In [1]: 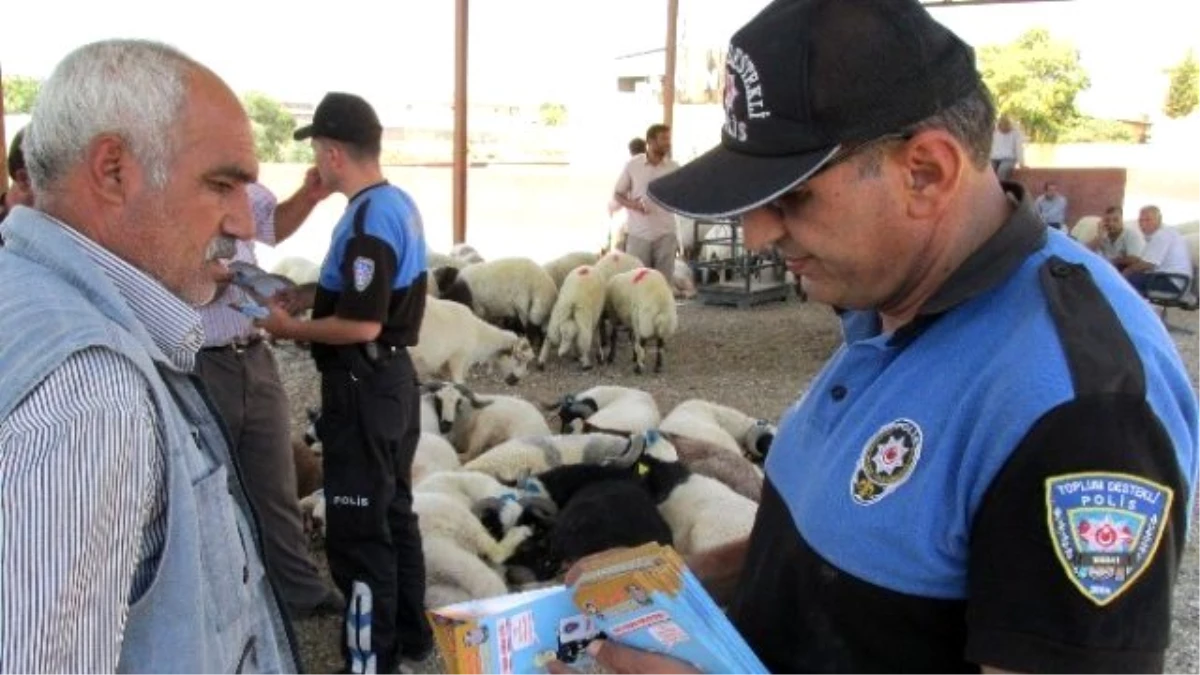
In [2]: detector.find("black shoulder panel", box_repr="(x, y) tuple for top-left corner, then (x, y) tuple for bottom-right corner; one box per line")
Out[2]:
(1039, 256), (1145, 398)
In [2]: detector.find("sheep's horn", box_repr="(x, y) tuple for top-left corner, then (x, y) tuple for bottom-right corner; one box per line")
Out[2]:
(605, 433), (647, 469)
(455, 383), (492, 408)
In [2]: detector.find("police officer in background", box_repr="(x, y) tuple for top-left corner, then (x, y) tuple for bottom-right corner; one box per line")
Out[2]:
(256, 92), (431, 674)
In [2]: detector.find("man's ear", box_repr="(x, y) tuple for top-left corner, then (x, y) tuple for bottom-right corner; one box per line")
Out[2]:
(899, 129), (965, 221)
(87, 134), (137, 206)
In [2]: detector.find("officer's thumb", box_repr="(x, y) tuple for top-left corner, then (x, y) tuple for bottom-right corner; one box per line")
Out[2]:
(583, 638), (633, 667)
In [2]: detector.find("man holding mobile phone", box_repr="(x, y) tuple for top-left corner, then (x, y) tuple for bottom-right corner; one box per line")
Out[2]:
(196, 173), (344, 620)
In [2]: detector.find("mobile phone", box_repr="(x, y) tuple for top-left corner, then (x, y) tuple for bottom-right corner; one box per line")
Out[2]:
(229, 302), (270, 320)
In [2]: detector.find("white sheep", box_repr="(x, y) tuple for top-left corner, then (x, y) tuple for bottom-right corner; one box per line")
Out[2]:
(412, 432), (462, 485)
(593, 250), (642, 281)
(537, 265), (607, 371)
(420, 394), (443, 434)
(430, 384), (553, 461)
(604, 268), (679, 373)
(451, 243), (486, 265)
(456, 257), (559, 350)
(270, 256), (321, 285)
(658, 399), (777, 462)
(542, 251), (600, 289)
(415, 491), (532, 604)
(1067, 215), (1096, 245)
(427, 251), (468, 271)
(672, 259), (697, 299)
(410, 297), (536, 386)
(655, 467), (758, 555)
(415, 469), (524, 528)
(546, 385), (661, 435)
(463, 430), (677, 483)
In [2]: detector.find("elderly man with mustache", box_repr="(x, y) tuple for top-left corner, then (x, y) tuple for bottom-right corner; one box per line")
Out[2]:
(0, 39), (298, 672)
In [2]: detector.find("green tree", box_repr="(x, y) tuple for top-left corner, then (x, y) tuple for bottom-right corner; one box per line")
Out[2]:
(978, 28), (1091, 143)
(2, 75), (41, 114)
(1058, 117), (1138, 144)
(538, 102), (568, 127)
(241, 91), (297, 162)
(1164, 49), (1198, 119)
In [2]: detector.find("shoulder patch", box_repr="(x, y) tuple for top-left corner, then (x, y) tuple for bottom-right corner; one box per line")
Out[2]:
(353, 256), (375, 292)
(850, 418), (923, 506)
(1045, 472), (1174, 606)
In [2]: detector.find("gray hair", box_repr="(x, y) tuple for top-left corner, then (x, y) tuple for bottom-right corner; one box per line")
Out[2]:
(856, 84), (996, 176)
(25, 39), (197, 192)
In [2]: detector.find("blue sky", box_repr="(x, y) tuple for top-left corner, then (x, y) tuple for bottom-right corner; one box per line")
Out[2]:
(2, 0), (1195, 119)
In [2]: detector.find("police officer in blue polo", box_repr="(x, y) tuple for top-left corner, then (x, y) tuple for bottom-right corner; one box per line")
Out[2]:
(552, 1), (1199, 673)
(257, 91), (431, 674)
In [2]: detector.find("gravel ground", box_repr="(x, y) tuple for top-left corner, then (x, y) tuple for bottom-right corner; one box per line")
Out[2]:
(274, 299), (1199, 674)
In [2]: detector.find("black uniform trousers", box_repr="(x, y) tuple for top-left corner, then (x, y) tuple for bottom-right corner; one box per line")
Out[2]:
(316, 349), (431, 674)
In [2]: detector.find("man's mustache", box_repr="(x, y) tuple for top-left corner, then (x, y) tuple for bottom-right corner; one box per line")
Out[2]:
(205, 237), (237, 261)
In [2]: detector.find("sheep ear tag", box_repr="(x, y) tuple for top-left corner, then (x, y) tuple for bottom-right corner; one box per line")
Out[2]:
(353, 257), (375, 292)
(1045, 472), (1173, 607)
(636, 461), (650, 477)
(849, 418), (923, 506)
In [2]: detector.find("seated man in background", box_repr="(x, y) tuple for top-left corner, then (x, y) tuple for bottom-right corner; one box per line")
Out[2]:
(1089, 205), (1145, 271)
(1122, 204), (1194, 295)
(1033, 181), (1068, 230)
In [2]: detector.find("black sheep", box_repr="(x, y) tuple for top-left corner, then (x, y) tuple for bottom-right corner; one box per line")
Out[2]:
(502, 460), (686, 582)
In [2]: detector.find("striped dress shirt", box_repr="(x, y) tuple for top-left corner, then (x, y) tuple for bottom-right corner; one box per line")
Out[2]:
(0, 220), (203, 673)
(200, 182), (278, 347)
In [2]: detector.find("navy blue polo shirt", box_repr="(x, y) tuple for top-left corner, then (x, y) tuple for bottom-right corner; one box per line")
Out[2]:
(729, 186), (1198, 673)
(311, 182), (427, 367)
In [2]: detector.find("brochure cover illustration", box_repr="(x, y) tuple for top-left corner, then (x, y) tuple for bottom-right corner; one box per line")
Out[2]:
(428, 543), (768, 674)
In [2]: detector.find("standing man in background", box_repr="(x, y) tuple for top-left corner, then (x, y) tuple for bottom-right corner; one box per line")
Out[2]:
(196, 174), (345, 621)
(990, 114), (1024, 179)
(606, 136), (650, 253)
(614, 124), (679, 278)
(256, 91), (432, 675)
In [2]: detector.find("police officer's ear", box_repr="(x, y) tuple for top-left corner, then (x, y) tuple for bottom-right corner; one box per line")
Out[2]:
(898, 129), (966, 222)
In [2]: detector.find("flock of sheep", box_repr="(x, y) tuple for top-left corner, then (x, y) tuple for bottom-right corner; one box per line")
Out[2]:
(295, 382), (776, 609)
(275, 243), (780, 609)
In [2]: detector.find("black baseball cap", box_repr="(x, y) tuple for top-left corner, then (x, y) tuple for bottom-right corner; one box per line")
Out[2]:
(293, 92), (382, 145)
(648, 0), (983, 219)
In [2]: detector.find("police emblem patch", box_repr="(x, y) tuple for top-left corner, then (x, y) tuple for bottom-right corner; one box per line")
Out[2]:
(850, 418), (923, 506)
(1046, 472), (1173, 606)
(353, 257), (375, 292)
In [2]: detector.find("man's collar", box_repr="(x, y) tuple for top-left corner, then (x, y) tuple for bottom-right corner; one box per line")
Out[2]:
(876, 182), (1046, 347)
(919, 181), (1047, 316)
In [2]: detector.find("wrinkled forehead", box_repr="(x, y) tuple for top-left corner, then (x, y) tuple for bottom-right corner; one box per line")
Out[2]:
(175, 70), (258, 178)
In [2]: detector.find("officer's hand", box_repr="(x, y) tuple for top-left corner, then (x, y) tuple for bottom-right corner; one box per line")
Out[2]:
(274, 284), (316, 315)
(302, 166), (333, 202)
(253, 300), (294, 337)
(546, 640), (701, 675)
